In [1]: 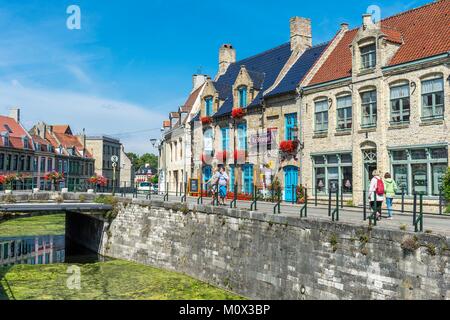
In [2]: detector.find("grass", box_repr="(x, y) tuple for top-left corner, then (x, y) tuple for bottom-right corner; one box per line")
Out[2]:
(0, 214), (65, 237)
(0, 260), (245, 300)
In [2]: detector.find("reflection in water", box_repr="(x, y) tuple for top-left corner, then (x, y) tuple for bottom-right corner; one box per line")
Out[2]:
(0, 235), (103, 267)
(0, 235), (65, 267)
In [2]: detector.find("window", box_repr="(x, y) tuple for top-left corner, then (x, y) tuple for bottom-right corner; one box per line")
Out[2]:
(238, 87), (248, 108)
(390, 84), (410, 124)
(422, 78), (444, 120)
(360, 44), (376, 69)
(12, 155), (18, 171)
(40, 157), (46, 172)
(0, 154), (4, 170)
(314, 100), (328, 133)
(361, 90), (377, 128)
(267, 128), (278, 151)
(336, 95), (352, 131)
(6, 155), (11, 171)
(237, 124), (247, 151)
(221, 127), (230, 151)
(205, 97), (213, 116)
(47, 158), (52, 172)
(285, 113), (298, 140)
(313, 153), (353, 194)
(390, 146), (448, 196)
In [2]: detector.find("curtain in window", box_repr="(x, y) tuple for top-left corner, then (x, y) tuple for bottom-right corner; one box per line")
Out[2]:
(422, 78), (443, 94)
(390, 84), (409, 99)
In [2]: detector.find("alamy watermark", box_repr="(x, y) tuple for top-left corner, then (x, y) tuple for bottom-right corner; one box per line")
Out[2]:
(66, 5), (81, 30)
(66, 265), (81, 290)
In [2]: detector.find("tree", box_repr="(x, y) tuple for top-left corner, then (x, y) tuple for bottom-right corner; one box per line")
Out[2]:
(126, 152), (158, 172)
(139, 153), (158, 171)
(126, 152), (140, 169)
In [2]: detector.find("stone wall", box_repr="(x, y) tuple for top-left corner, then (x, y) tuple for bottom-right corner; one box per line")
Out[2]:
(100, 199), (450, 300)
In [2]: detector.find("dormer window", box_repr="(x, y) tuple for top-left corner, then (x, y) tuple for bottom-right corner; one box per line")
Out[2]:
(23, 137), (29, 149)
(238, 86), (248, 108)
(205, 97), (213, 116)
(3, 124), (12, 134)
(360, 44), (376, 70)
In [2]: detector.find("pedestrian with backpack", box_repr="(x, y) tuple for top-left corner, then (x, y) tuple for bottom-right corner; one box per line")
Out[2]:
(368, 170), (384, 220)
(383, 172), (398, 220)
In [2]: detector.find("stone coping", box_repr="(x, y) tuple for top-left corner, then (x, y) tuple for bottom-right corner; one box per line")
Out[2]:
(125, 198), (450, 248)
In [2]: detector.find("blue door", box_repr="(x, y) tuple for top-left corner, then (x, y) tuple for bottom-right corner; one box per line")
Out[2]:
(284, 166), (298, 202)
(242, 164), (253, 194)
(203, 166), (212, 189)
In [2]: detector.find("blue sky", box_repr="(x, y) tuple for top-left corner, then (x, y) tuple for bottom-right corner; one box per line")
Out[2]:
(0, 0), (430, 153)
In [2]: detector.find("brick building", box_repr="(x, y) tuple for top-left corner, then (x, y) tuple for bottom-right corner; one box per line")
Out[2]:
(300, 0), (450, 209)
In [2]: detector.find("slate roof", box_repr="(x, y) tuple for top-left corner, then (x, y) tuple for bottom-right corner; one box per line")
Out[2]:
(213, 43), (292, 117)
(309, 0), (450, 85)
(266, 42), (329, 98)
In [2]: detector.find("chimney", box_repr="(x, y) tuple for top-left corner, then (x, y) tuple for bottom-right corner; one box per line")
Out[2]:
(192, 74), (207, 91)
(362, 13), (374, 29)
(290, 17), (312, 53)
(218, 44), (236, 76)
(9, 108), (20, 123)
(340, 23), (349, 31)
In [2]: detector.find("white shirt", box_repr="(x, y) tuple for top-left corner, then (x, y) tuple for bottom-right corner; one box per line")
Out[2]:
(369, 176), (384, 202)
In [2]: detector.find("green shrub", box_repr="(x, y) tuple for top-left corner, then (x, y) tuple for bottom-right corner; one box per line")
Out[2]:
(442, 167), (450, 201)
(94, 195), (118, 206)
(445, 205), (450, 214)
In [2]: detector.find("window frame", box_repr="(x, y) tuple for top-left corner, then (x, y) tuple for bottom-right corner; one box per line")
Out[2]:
(205, 97), (214, 117)
(390, 146), (448, 197)
(284, 113), (298, 140)
(360, 44), (376, 70)
(238, 86), (248, 108)
(314, 99), (329, 134)
(336, 95), (352, 131)
(390, 83), (411, 124)
(312, 153), (353, 195)
(361, 90), (377, 128)
(421, 77), (444, 121)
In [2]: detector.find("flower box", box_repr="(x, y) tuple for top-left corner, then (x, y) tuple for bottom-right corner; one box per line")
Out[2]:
(279, 140), (299, 153)
(231, 108), (246, 119)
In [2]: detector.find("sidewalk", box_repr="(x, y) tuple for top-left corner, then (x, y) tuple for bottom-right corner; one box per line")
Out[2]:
(138, 193), (450, 236)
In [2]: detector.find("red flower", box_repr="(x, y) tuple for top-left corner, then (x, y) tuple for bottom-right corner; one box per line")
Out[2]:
(279, 140), (299, 153)
(44, 172), (64, 182)
(231, 108), (246, 119)
(201, 116), (213, 125)
(88, 174), (108, 187)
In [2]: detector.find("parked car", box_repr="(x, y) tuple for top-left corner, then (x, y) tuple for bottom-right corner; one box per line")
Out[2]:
(137, 182), (151, 193)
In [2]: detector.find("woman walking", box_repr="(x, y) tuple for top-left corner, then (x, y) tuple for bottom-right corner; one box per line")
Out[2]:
(368, 170), (384, 220)
(383, 172), (398, 220)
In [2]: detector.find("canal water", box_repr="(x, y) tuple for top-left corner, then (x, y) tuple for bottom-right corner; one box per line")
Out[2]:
(0, 214), (244, 300)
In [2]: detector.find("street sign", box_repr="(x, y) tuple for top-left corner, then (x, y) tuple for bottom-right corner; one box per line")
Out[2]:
(111, 155), (119, 163)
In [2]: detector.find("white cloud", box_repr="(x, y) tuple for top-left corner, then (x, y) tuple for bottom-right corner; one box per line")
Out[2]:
(0, 82), (165, 154)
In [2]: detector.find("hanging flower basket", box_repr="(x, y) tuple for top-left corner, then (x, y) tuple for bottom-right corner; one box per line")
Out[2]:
(44, 172), (65, 183)
(201, 116), (213, 125)
(88, 174), (108, 187)
(279, 140), (299, 154)
(231, 108), (246, 119)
